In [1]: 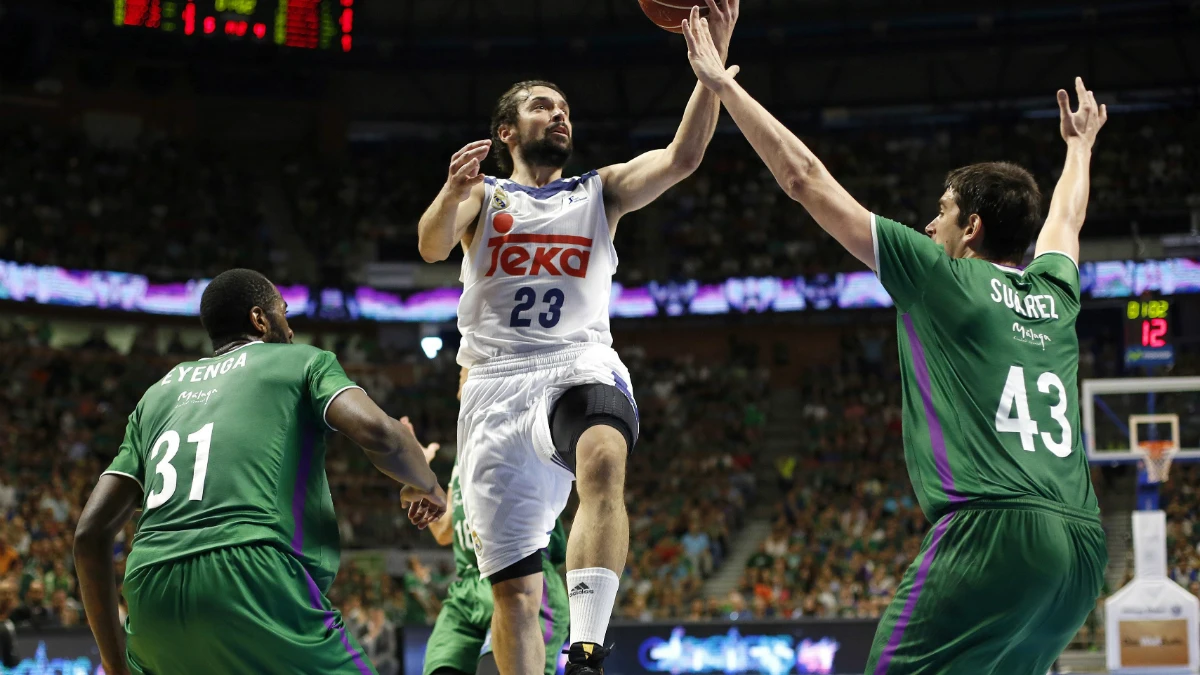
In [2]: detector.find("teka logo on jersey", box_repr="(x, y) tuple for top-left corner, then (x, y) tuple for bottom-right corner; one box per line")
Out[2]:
(485, 233), (593, 278)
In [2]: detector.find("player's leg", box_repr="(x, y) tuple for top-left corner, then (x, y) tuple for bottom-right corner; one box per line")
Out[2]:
(460, 366), (573, 675)
(542, 561), (572, 675)
(550, 382), (637, 672)
(422, 582), (490, 675)
(489, 559), (546, 675)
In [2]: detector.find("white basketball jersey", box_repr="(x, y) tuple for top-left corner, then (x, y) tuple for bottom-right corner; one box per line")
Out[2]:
(456, 171), (617, 367)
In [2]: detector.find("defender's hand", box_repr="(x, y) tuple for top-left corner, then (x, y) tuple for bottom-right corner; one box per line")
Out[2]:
(701, 0), (739, 60)
(445, 140), (491, 202)
(683, 9), (741, 94)
(402, 483), (448, 530)
(400, 416), (440, 465)
(1058, 77), (1107, 147)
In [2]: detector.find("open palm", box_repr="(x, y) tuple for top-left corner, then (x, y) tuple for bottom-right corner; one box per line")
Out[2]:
(1058, 77), (1107, 146)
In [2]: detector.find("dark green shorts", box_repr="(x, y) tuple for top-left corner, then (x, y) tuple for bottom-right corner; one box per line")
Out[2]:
(123, 543), (377, 675)
(865, 506), (1106, 675)
(423, 566), (569, 675)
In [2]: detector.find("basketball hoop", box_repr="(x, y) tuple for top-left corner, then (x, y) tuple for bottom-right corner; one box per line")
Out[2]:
(1139, 439), (1178, 483)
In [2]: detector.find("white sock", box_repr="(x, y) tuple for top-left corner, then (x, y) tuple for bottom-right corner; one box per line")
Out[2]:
(567, 567), (619, 646)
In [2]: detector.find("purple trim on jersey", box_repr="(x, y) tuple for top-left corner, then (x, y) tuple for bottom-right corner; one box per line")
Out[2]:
(611, 370), (640, 439)
(484, 170), (598, 199)
(541, 574), (554, 645)
(873, 513), (955, 675)
(902, 315), (964, 503)
(301, 567), (373, 675)
(290, 430), (316, 556)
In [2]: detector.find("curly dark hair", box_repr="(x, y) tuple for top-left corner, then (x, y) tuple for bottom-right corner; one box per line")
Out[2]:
(944, 162), (1043, 265)
(489, 80), (567, 175)
(199, 268), (279, 349)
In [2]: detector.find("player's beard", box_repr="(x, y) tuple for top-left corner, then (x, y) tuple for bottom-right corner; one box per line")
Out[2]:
(263, 319), (292, 344)
(518, 128), (572, 170)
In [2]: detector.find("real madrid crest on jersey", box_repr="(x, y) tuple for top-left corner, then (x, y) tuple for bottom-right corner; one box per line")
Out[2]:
(491, 186), (510, 211)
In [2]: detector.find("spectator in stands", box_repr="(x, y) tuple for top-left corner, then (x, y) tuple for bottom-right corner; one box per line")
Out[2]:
(1, 578), (18, 667)
(680, 521), (713, 577)
(362, 607), (398, 675)
(10, 580), (56, 630)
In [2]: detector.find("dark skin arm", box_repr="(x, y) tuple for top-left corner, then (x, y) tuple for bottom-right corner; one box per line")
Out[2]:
(325, 388), (447, 528)
(75, 474), (141, 675)
(76, 391), (447, 675)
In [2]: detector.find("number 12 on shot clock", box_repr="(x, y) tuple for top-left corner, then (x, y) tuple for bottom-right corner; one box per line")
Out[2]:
(1124, 297), (1174, 368)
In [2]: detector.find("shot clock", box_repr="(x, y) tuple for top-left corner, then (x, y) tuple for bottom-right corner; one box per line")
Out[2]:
(113, 0), (354, 51)
(1124, 296), (1175, 368)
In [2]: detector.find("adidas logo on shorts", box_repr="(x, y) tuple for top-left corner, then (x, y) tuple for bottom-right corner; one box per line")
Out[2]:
(569, 582), (593, 597)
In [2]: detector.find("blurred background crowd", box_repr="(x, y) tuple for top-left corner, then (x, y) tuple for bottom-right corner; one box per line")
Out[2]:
(2, 0), (1199, 671)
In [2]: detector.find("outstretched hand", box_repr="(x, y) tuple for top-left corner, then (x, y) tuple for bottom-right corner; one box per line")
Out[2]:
(682, 7), (741, 93)
(401, 482), (448, 530)
(400, 416), (440, 465)
(1058, 77), (1107, 147)
(700, 0), (739, 60)
(445, 140), (490, 202)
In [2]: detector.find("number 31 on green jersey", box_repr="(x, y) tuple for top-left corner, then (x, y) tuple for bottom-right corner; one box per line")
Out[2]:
(145, 422), (214, 509)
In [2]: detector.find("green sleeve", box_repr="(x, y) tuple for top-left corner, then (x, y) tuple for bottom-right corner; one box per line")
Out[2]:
(103, 406), (146, 492)
(872, 214), (947, 311)
(1024, 251), (1081, 308)
(305, 349), (362, 431)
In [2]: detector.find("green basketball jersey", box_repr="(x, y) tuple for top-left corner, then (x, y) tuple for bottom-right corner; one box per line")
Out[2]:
(104, 341), (360, 593)
(872, 215), (1099, 523)
(448, 464), (566, 579)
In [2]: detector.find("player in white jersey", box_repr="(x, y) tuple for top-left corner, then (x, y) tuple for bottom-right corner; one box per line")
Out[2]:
(417, 3), (739, 673)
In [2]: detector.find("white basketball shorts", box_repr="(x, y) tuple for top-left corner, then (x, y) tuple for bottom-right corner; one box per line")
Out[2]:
(457, 342), (635, 579)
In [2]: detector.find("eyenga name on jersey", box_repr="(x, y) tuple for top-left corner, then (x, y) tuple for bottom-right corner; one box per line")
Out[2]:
(989, 277), (1060, 320)
(159, 351), (249, 386)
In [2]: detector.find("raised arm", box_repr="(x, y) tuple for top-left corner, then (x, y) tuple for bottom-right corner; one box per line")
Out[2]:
(75, 474), (142, 675)
(598, 1), (739, 230)
(326, 389), (447, 528)
(681, 17), (875, 269)
(1035, 78), (1107, 263)
(418, 140), (490, 263)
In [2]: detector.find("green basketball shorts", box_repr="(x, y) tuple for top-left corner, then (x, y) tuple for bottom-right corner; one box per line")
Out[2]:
(123, 543), (377, 675)
(865, 505), (1106, 675)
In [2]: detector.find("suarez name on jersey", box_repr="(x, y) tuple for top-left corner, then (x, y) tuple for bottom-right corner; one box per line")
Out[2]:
(871, 214), (1100, 524)
(457, 171), (617, 367)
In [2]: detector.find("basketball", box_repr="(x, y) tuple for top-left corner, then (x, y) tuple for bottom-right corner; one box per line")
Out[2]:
(638, 0), (710, 34)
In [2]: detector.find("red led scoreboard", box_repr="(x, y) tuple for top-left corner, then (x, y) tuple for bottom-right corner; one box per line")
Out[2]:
(113, 0), (354, 52)
(1124, 296), (1175, 367)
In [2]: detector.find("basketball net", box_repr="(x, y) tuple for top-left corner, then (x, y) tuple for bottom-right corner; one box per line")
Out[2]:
(1139, 439), (1178, 484)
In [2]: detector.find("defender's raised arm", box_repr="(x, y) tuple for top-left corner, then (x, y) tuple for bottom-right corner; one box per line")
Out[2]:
(681, 14), (875, 269)
(1036, 77), (1108, 264)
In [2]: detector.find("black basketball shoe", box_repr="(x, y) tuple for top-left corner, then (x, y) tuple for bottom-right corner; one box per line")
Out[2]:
(564, 642), (611, 675)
